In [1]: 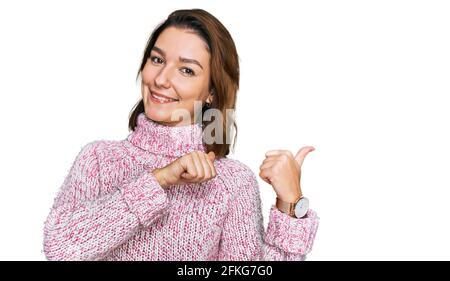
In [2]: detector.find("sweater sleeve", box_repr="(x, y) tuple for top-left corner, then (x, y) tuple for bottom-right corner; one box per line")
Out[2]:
(217, 166), (320, 261)
(43, 141), (170, 261)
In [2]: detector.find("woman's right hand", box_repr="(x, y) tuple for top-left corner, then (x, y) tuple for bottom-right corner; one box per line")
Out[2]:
(151, 150), (216, 188)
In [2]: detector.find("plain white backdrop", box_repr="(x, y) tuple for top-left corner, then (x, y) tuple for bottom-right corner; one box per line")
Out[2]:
(0, 0), (449, 260)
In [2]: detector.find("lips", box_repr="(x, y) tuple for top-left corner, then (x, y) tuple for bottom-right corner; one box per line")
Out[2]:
(150, 89), (179, 101)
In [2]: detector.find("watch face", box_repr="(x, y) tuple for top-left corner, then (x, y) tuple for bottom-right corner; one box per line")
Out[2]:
(294, 197), (309, 218)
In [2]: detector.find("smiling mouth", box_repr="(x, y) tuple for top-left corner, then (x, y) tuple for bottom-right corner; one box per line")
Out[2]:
(149, 90), (179, 104)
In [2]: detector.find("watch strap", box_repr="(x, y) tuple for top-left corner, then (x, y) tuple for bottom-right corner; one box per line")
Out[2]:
(276, 195), (302, 218)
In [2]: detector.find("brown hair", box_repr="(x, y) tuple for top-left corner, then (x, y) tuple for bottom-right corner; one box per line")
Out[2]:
(128, 9), (239, 159)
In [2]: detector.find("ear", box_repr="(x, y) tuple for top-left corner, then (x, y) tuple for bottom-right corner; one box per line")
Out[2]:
(206, 93), (214, 104)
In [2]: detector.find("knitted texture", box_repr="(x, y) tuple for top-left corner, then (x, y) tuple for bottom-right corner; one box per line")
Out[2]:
(43, 112), (320, 261)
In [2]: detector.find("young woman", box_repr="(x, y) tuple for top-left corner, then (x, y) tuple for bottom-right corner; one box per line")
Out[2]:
(43, 8), (319, 261)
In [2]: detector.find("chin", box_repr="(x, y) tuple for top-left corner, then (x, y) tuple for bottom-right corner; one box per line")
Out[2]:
(144, 107), (169, 121)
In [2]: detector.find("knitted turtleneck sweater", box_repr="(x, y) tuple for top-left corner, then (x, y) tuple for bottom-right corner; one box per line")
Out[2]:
(43, 112), (320, 261)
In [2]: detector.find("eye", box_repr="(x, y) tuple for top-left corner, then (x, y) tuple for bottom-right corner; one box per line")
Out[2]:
(150, 56), (164, 64)
(180, 67), (195, 76)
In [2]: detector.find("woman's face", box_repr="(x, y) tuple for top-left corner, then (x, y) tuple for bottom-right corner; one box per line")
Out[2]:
(141, 26), (213, 127)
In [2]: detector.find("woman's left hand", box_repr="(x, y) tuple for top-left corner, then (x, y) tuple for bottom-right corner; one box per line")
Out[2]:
(259, 146), (315, 203)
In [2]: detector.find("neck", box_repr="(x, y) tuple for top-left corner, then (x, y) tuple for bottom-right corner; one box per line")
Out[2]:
(127, 112), (206, 157)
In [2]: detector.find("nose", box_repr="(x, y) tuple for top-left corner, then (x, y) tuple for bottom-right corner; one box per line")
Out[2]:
(154, 65), (172, 89)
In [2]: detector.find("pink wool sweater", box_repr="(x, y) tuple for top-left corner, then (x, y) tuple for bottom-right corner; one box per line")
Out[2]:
(43, 113), (320, 261)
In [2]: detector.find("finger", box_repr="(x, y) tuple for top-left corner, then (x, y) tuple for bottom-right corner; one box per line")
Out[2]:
(265, 150), (285, 157)
(199, 152), (212, 179)
(294, 146), (315, 167)
(258, 168), (272, 184)
(179, 155), (195, 181)
(261, 157), (279, 165)
(182, 153), (199, 179)
(191, 151), (205, 179)
(204, 152), (217, 177)
(261, 158), (282, 171)
(259, 160), (276, 170)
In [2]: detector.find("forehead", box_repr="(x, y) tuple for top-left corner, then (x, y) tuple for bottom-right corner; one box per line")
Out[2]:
(154, 27), (210, 61)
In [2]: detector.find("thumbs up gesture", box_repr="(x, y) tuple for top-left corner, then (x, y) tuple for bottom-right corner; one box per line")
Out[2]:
(259, 146), (315, 203)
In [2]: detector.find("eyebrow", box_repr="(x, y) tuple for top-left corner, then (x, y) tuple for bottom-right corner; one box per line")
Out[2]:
(151, 46), (204, 70)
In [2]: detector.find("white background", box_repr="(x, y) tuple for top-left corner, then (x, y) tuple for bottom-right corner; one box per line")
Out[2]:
(0, 0), (449, 260)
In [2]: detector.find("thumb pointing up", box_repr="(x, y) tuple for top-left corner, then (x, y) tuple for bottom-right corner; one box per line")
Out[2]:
(294, 146), (315, 169)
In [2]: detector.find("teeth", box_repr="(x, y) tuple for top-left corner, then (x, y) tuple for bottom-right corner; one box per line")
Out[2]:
(151, 92), (177, 102)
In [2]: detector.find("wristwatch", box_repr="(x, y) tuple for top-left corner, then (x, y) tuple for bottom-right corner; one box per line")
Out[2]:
(276, 195), (309, 218)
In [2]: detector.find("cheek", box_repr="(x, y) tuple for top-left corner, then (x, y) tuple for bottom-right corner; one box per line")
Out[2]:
(172, 77), (205, 101)
(141, 67), (157, 84)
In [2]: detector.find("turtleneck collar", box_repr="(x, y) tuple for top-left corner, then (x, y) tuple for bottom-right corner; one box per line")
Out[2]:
(127, 112), (206, 157)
